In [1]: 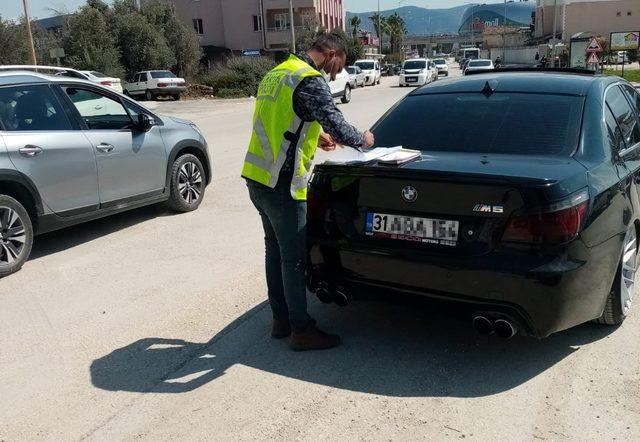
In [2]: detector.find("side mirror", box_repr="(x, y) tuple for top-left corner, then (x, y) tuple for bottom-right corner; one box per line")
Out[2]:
(137, 114), (154, 132)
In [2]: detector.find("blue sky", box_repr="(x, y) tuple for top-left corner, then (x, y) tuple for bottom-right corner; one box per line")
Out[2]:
(1, 0), (488, 20)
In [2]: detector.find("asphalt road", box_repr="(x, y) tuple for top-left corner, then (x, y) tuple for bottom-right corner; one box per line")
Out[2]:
(1, 71), (639, 441)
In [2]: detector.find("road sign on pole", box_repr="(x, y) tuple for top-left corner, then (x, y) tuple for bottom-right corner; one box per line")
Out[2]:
(586, 52), (601, 64)
(585, 37), (604, 53)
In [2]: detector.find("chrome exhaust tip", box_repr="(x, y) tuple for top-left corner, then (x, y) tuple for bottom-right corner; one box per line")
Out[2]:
(494, 319), (517, 339)
(472, 315), (494, 336)
(333, 288), (349, 307)
(315, 287), (333, 304)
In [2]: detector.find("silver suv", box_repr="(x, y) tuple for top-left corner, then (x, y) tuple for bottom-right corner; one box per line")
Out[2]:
(0, 71), (211, 277)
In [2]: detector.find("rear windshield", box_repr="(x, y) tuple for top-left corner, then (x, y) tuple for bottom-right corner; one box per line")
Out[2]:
(89, 71), (107, 77)
(150, 71), (176, 79)
(373, 93), (584, 155)
(469, 60), (491, 67)
(355, 61), (374, 70)
(404, 60), (427, 69)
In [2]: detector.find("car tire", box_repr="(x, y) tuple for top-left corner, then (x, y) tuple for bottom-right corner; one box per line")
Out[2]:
(173, 94), (181, 101)
(167, 154), (206, 212)
(341, 84), (351, 104)
(145, 89), (154, 101)
(596, 226), (637, 325)
(0, 195), (33, 279)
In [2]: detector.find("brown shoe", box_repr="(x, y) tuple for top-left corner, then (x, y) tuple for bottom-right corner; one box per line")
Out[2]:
(271, 319), (291, 339)
(289, 325), (340, 351)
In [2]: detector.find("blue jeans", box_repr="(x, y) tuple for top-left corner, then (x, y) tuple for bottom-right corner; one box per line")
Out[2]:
(247, 178), (314, 333)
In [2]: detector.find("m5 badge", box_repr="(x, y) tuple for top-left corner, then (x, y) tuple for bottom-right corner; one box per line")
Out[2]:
(473, 204), (504, 214)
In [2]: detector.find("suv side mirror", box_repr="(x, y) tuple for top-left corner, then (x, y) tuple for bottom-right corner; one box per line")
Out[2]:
(137, 114), (154, 132)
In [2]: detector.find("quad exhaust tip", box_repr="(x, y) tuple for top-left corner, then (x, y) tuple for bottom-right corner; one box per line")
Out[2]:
(314, 286), (350, 306)
(472, 316), (494, 336)
(493, 318), (517, 339)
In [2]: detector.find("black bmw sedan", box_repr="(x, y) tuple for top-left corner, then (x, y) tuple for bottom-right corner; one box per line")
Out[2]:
(307, 70), (640, 338)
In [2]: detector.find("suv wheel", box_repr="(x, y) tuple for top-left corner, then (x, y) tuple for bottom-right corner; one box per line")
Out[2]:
(596, 226), (637, 325)
(168, 154), (206, 212)
(341, 84), (351, 104)
(0, 195), (33, 278)
(145, 90), (155, 101)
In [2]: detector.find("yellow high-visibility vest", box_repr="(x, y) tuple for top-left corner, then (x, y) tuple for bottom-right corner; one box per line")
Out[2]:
(241, 54), (323, 201)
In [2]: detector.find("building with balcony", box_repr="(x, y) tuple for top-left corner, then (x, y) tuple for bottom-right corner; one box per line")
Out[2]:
(147, 0), (345, 63)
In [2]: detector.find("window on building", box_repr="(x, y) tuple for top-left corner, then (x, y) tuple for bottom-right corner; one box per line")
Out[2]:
(274, 13), (290, 31)
(193, 18), (203, 35)
(252, 15), (263, 32)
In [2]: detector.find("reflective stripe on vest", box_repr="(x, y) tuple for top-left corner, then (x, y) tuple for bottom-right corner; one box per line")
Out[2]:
(241, 55), (323, 201)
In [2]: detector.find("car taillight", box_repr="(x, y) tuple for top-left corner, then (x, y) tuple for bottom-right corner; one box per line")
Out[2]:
(502, 191), (589, 245)
(178, 82), (187, 87)
(100, 81), (112, 86)
(158, 82), (168, 87)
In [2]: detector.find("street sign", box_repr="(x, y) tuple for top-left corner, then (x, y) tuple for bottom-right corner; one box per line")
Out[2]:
(586, 37), (604, 53)
(610, 31), (640, 51)
(242, 49), (261, 57)
(586, 52), (601, 64)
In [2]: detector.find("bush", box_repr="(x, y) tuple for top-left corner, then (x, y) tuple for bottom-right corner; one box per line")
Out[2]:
(201, 56), (275, 97)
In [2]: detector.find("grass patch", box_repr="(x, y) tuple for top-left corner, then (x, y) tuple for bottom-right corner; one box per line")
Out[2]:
(603, 69), (640, 83)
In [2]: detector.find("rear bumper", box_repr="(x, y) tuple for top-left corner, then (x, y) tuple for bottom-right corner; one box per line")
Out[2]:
(308, 234), (622, 338)
(150, 87), (186, 95)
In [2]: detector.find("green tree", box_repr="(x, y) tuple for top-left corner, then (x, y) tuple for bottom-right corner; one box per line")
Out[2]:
(386, 13), (406, 55)
(349, 16), (361, 40)
(141, 1), (203, 78)
(369, 13), (387, 40)
(61, 5), (124, 77)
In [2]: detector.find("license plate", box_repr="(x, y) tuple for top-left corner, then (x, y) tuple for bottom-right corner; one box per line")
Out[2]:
(406, 77), (417, 82)
(365, 212), (459, 246)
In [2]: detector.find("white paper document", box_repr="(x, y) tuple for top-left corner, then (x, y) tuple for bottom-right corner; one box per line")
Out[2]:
(322, 146), (403, 165)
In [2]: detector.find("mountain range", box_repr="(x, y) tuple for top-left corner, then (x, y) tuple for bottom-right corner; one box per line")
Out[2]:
(346, 5), (470, 36)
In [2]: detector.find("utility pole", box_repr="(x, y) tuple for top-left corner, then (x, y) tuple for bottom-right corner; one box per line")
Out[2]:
(289, 0), (296, 53)
(22, 0), (37, 65)
(471, 4), (476, 47)
(502, 0), (507, 62)
(378, 0), (382, 55)
(551, 0), (558, 64)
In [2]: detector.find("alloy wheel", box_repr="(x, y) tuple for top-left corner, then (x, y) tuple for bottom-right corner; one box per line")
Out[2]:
(621, 228), (637, 315)
(0, 206), (26, 265)
(178, 161), (203, 205)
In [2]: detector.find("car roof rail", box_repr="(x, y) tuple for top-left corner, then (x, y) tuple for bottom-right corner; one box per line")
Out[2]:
(465, 67), (597, 76)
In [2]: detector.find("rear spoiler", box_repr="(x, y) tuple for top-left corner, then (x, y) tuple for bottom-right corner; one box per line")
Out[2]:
(466, 67), (597, 76)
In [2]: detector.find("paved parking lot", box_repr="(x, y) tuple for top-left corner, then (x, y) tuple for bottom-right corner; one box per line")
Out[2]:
(1, 72), (639, 441)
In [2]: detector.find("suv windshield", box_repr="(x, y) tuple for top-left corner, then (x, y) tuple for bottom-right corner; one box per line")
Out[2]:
(150, 71), (176, 79)
(347, 67), (356, 74)
(373, 93), (584, 155)
(434, 59), (446, 65)
(469, 60), (492, 67)
(403, 60), (427, 70)
(355, 62), (374, 70)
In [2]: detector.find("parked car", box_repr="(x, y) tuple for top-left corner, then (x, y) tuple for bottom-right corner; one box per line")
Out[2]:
(307, 71), (640, 339)
(433, 58), (449, 77)
(463, 59), (494, 75)
(346, 66), (365, 88)
(392, 65), (402, 76)
(399, 58), (432, 87)
(123, 70), (187, 101)
(328, 68), (352, 104)
(354, 59), (381, 86)
(0, 65), (123, 93)
(0, 70), (211, 277)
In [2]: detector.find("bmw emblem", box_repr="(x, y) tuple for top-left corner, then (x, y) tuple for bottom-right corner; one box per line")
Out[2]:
(402, 186), (418, 202)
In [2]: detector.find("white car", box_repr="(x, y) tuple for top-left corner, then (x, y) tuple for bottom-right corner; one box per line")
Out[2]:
(327, 68), (352, 104)
(79, 71), (123, 93)
(124, 70), (187, 101)
(0, 65), (123, 93)
(399, 58), (433, 87)
(463, 59), (495, 75)
(346, 66), (365, 88)
(433, 58), (449, 77)
(354, 59), (381, 86)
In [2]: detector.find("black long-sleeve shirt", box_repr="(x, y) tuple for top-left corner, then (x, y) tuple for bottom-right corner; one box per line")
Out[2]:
(280, 53), (365, 175)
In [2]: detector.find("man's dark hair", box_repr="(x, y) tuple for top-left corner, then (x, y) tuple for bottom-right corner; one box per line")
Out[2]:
(311, 33), (347, 56)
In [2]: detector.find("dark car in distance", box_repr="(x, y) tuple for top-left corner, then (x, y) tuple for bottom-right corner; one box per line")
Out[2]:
(307, 70), (640, 339)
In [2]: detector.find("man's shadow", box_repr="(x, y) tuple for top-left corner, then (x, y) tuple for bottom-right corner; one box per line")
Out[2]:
(90, 297), (616, 398)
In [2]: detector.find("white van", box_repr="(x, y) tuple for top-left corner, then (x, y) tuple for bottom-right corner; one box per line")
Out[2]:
(399, 58), (432, 87)
(354, 59), (381, 86)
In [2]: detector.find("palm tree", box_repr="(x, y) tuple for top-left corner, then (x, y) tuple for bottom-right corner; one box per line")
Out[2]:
(349, 16), (361, 40)
(385, 13), (407, 54)
(369, 12), (387, 39)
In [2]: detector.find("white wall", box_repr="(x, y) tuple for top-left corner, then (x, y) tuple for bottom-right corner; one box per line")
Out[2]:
(490, 47), (541, 65)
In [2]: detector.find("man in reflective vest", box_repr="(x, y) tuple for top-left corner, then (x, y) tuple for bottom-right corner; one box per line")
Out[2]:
(242, 34), (374, 351)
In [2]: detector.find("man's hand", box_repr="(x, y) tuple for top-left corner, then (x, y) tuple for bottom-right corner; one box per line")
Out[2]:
(363, 130), (375, 148)
(318, 132), (337, 152)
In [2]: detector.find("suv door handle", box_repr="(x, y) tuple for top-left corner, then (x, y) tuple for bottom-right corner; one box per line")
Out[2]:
(19, 145), (43, 157)
(96, 143), (114, 153)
